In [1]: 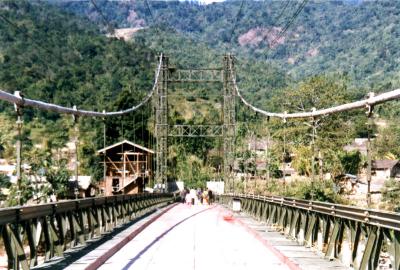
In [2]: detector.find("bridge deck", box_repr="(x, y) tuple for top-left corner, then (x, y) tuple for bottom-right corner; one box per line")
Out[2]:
(101, 204), (292, 270)
(65, 203), (348, 270)
(76, 204), (291, 270)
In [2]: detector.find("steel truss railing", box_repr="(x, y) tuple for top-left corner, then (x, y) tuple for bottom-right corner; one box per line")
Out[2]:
(0, 193), (176, 270)
(220, 193), (400, 270)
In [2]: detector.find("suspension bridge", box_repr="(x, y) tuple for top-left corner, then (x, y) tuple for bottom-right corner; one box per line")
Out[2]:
(0, 54), (400, 270)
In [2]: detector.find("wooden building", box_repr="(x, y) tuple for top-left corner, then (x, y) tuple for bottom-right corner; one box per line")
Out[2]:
(372, 160), (400, 180)
(97, 140), (154, 196)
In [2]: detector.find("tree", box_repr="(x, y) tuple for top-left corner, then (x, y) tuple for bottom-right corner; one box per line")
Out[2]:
(271, 76), (355, 178)
(6, 175), (34, 207)
(26, 147), (70, 202)
(381, 179), (400, 212)
(339, 150), (362, 175)
(373, 121), (400, 159)
(0, 174), (11, 188)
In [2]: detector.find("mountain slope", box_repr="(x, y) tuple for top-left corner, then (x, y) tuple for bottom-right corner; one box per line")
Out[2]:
(53, 0), (400, 89)
(0, 0), (155, 116)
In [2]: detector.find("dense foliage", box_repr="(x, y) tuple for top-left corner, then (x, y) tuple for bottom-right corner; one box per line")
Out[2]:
(56, 0), (400, 90)
(1, 0), (400, 207)
(0, 0), (157, 203)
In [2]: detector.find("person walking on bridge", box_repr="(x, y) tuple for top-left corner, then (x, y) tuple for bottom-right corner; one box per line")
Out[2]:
(208, 189), (214, 205)
(180, 188), (187, 204)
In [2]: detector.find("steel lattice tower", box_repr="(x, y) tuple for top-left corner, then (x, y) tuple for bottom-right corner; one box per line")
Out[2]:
(154, 54), (236, 192)
(223, 54), (236, 192)
(155, 55), (168, 191)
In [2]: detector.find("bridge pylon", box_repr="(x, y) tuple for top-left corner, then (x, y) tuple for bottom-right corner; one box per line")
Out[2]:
(155, 55), (169, 191)
(154, 54), (236, 193)
(223, 54), (236, 192)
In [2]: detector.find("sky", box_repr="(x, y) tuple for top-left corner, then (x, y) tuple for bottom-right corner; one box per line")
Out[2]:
(200, 0), (225, 4)
(179, 0), (226, 4)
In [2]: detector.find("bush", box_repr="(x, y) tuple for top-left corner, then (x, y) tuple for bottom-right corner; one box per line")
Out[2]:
(381, 179), (400, 212)
(264, 178), (347, 204)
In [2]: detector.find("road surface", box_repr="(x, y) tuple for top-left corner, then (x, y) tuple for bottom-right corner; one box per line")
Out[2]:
(98, 203), (291, 270)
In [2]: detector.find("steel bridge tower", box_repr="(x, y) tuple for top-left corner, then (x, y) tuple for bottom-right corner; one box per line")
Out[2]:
(154, 54), (236, 192)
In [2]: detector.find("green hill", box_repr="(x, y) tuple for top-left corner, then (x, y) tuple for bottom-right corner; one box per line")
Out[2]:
(0, 0), (159, 185)
(0, 0), (155, 115)
(53, 0), (400, 90)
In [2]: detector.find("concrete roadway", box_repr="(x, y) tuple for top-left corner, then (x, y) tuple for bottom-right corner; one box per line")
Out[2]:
(98, 203), (291, 270)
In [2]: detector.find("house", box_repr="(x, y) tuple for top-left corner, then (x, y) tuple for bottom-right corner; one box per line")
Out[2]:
(372, 160), (400, 180)
(334, 174), (363, 195)
(343, 138), (368, 156)
(0, 159), (15, 177)
(247, 139), (269, 157)
(68, 176), (96, 198)
(281, 162), (297, 179)
(97, 140), (154, 196)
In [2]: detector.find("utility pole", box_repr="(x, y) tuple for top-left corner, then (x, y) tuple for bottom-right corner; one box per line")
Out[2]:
(265, 125), (270, 184)
(73, 106), (79, 199)
(253, 130), (257, 193)
(318, 149), (323, 180)
(282, 114), (287, 189)
(310, 114), (317, 201)
(102, 113), (106, 192)
(366, 92), (374, 207)
(14, 91), (23, 205)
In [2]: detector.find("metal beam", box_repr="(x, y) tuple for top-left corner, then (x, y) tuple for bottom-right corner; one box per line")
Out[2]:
(223, 54), (236, 192)
(168, 125), (223, 137)
(168, 68), (223, 83)
(155, 55), (169, 190)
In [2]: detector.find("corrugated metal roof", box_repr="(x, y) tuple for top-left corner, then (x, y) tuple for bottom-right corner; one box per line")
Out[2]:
(372, 160), (399, 169)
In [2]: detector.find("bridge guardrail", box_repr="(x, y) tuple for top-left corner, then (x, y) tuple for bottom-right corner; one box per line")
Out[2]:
(220, 193), (400, 270)
(0, 193), (176, 270)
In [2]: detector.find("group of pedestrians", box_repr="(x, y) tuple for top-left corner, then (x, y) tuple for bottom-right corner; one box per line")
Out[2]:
(180, 187), (213, 205)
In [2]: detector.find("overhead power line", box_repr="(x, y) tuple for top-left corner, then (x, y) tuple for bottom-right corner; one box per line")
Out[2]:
(144, 0), (156, 23)
(90, 0), (115, 35)
(266, 0), (309, 58)
(143, 0), (168, 51)
(273, 0), (291, 27)
(228, 0), (246, 48)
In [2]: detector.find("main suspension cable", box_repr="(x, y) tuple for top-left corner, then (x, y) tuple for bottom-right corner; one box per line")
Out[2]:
(0, 54), (163, 118)
(228, 59), (400, 119)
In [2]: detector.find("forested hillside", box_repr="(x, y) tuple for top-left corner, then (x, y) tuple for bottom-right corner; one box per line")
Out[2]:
(0, 1), (155, 113)
(2, 0), (400, 205)
(0, 0), (158, 203)
(55, 0), (400, 90)
(49, 0), (400, 204)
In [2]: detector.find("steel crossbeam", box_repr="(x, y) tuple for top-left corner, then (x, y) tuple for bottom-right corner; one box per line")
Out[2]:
(168, 125), (223, 137)
(168, 68), (223, 83)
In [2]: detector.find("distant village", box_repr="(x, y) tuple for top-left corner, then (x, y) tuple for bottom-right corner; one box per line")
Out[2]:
(1, 134), (399, 207)
(0, 140), (155, 206)
(236, 136), (400, 207)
